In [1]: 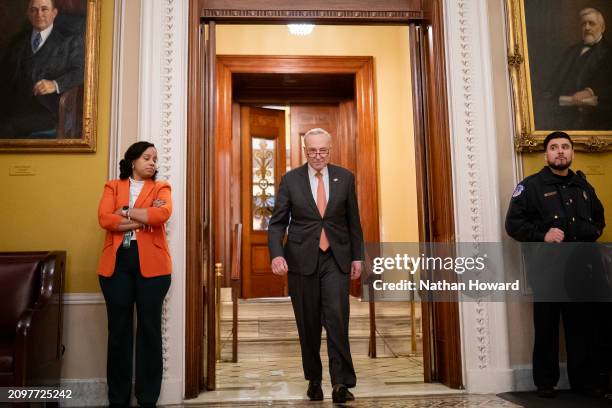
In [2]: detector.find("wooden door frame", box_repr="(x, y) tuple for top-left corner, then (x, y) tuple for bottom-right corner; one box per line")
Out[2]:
(186, 0), (460, 397)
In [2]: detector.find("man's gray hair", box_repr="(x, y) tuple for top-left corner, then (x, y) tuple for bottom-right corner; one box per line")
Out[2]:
(580, 7), (605, 29)
(303, 128), (332, 146)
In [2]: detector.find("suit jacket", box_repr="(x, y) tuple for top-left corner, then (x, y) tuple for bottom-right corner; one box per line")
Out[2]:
(97, 179), (173, 278)
(538, 38), (612, 130)
(268, 164), (364, 275)
(0, 26), (84, 119)
(548, 38), (612, 104)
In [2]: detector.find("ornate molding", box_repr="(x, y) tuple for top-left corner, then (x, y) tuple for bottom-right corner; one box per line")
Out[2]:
(158, 0), (176, 184)
(157, 0), (178, 376)
(200, 8), (423, 21)
(507, 44), (523, 67)
(583, 135), (612, 152)
(458, 0), (489, 370)
(139, 0), (188, 382)
(513, 128), (537, 152)
(516, 132), (612, 153)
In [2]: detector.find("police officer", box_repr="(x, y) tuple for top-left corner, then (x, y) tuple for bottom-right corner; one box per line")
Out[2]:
(505, 131), (605, 398)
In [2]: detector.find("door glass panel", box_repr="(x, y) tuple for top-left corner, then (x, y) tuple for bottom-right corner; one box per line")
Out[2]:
(252, 137), (275, 230)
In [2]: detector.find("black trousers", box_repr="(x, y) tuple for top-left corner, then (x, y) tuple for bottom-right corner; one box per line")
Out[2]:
(288, 249), (356, 388)
(99, 243), (171, 406)
(532, 302), (592, 390)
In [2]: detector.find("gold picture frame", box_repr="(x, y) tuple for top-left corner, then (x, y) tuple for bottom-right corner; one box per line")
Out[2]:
(0, 0), (100, 153)
(506, 0), (612, 152)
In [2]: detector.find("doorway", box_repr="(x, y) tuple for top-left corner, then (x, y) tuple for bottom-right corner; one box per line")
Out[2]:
(206, 55), (429, 401)
(186, 3), (461, 397)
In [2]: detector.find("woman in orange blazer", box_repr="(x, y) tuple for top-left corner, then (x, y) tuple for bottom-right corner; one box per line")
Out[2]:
(97, 141), (172, 408)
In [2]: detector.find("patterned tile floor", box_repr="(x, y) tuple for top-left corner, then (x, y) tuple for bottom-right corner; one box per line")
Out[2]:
(180, 394), (520, 407)
(181, 300), (519, 407)
(184, 355), (519, 406)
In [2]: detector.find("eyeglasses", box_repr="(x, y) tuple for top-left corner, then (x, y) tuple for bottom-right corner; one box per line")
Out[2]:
(305, 148), (330, 158)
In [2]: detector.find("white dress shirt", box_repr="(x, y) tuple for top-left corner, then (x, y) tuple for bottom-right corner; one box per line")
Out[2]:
(31, 24), (53, 52)
(128, 178), (144, 240)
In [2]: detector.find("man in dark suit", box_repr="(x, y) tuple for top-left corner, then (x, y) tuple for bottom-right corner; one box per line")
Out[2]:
(0, 0), (84, 138)
(539, 8), (612, 130)
(268, 128), (364, 403)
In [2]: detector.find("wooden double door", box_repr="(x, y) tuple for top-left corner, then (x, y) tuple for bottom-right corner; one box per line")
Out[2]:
(240, 103), (357, 298)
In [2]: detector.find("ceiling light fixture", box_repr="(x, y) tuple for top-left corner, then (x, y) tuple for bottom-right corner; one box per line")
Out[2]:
(287, 24), (315, 36)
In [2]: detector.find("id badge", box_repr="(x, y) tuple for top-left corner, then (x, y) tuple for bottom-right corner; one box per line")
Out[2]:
(122, 232), (131, 248)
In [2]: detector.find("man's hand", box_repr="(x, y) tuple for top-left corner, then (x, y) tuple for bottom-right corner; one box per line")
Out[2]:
(351, 261), (362, 280)
(271, 256), (288, 276)
(544, 227), (564, 243)
(572, 88), (594, 102)
(33, 79), (57, 96)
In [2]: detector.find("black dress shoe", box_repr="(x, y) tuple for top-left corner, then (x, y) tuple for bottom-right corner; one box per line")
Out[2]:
(307, 381), (323, 401)
(536, 387), (555, 398)
(332, 384), (354, 403)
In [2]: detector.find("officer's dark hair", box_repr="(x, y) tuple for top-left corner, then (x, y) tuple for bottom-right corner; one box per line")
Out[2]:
(119, 141), (157, 180)
(543, 131), (573, 150)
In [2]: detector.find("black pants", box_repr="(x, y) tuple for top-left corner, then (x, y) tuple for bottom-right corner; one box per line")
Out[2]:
(532, 302), (592, 390)
(288, 249), (356, 388)
(99, 243), (171, 406)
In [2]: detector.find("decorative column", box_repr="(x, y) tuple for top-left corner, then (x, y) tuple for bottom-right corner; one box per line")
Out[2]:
(443, 0), (514, 393)
(139, 0), (189, 404)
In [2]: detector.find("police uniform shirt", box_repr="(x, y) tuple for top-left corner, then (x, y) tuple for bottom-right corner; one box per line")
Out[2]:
(505, 166), (605, 243)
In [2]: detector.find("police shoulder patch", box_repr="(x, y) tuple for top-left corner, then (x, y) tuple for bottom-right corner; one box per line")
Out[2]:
(512, 184), (524, 198)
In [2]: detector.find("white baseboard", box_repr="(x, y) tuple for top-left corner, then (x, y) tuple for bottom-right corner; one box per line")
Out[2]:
(512, 364), (570, 391)
(159, 378), (183, 405)
(465, 368), (514, 393)
(63, 293), (105, 305)
(60, 378), (107, 407)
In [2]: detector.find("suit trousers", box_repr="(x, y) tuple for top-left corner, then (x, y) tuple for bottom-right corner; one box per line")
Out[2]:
(532, 302), (591, 390)
(288, 249), (356, 388)
(99, 243), (171, 406)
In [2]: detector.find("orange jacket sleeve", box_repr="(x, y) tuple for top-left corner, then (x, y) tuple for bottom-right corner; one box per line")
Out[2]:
(98, 181), (123, 231)
(146, 182), (172, 226)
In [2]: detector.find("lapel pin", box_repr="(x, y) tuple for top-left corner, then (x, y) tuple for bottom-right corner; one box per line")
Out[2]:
(333, 178), (339, 182)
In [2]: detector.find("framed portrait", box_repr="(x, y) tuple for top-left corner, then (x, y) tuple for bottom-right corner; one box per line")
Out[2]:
(0, 0), (99, 153)
(507, 0), (612, 151)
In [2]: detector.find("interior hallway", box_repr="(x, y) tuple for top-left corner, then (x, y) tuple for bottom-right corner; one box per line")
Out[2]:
(188, 296), (472, 405)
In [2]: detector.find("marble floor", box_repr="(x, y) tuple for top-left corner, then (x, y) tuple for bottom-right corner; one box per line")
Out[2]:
(179, 297), (516, 407)
(179, 394), (520, 407)
(187, 355), (466, 405)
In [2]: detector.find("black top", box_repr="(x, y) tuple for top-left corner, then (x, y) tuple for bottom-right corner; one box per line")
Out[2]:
(505, 166), (605, 242)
